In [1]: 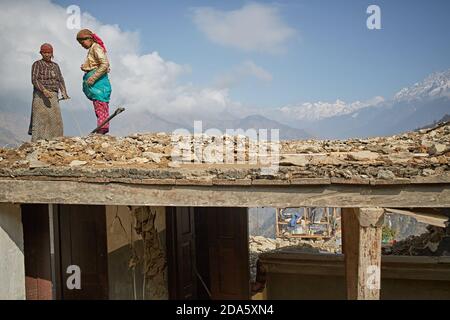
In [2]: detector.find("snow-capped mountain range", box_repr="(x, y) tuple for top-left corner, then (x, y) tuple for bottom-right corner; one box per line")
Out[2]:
(277, 96), (385, 121)
(275, 69), (450, 123)
(394, 69), (450, 102)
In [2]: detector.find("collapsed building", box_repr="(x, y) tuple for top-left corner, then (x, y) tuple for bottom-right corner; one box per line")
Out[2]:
(0, 123), (449, 300)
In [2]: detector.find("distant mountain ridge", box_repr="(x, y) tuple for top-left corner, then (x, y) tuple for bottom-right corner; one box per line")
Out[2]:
(275, 69), (450, 124)
(233, 114), (311, 140)
(298, 97), (449, 139)
(0, 108), (312, 143)
(394, 69), (450, 102)
(0, 111), (29, 147)
(111, 112), (312, 140)
(277, 96), (385, 121)
(418, 114), (450, 130)
(274, 69), (450, 139)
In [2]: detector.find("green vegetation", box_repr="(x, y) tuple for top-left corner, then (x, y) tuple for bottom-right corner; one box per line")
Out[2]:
(382, 226), (396, 243)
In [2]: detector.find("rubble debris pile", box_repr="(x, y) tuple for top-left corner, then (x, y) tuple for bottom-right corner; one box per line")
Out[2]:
(383, 224), (450, 256)
(0, 124), (448, 183)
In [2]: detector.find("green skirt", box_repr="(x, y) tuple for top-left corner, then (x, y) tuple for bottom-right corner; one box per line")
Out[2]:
(83, 70), (112, 102)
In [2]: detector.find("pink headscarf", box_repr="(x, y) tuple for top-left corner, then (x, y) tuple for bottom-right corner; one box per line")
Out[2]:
(77, 29), (107, 52)
(92, 33), (107, 53)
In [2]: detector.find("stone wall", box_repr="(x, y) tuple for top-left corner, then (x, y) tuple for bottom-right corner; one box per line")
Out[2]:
(133, 206), (168, 300)
(0, 203), (25, 299)
(106, 206), (167, 300)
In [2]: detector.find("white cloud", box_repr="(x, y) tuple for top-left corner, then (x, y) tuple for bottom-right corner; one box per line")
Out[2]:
(191, 3), (296, 53)
(214, 60), (272, 88)
(0, 0), (242, 132)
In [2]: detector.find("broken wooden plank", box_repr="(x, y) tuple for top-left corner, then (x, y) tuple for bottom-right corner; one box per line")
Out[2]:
(410, 176), (450, 184)
(251, 179), (290, 186)
(212, 179), (252, 186)
(370, 178), (411, 186)
(290, 178), (331, 185)
(175, 179), (213, 186)
(331, 177), (371, 185)
(385, 208), (448, 227)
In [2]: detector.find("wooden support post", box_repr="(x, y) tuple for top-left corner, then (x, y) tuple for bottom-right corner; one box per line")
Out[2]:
(275, 208), (280, 237)
(341, 207), (385, 300)
(332, 207), (337, 235)
(305, 208), (309, 235)
(326, 208), (331, 237)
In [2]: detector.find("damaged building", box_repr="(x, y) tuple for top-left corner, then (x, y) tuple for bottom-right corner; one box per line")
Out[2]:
(0, 123), (449, 300)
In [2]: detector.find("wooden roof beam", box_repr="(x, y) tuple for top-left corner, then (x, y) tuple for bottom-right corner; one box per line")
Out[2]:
(385, 208), (448, 228)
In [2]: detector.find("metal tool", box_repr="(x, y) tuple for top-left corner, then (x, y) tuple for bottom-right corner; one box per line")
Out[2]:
(91, 107), (126, 134)
(58, 97), (125, 135)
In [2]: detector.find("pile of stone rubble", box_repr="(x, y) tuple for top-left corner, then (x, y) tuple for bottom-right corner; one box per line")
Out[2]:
(0, 133), (173, 169)
(383, 224), (450, 256)
(0, 124), (448, 182)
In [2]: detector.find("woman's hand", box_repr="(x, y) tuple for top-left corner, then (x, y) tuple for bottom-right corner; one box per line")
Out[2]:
(62, 92), (71, 100)
(86, 77), (96, 86)
(43, 89), (53, 99)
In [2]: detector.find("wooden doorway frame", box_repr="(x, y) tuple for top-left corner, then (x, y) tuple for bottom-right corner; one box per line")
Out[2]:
(166, 206), (250, 300)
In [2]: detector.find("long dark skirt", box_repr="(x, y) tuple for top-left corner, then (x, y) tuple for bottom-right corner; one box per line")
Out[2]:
(28, 90), (63, 142)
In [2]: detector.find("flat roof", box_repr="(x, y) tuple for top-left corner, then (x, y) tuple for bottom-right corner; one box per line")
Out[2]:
(0, 124), (449, 186)
(0, 125), (449, 208)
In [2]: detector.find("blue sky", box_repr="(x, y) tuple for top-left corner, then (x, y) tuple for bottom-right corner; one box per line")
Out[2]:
(53, 0), (450, 109)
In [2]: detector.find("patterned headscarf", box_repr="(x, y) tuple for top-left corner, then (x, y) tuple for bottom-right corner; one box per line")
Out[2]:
(76, 29), (107, 52)
(40, 43), (53, 54)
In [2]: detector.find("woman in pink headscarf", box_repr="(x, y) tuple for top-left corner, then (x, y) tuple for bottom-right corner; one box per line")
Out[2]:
(76, 29), (112, 134)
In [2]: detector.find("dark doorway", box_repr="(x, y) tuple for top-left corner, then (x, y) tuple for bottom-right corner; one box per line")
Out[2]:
(167, 207), (250, 300)
(22, 204), (109, 300)
(57, 204), (109, 300)
(22, 204), (53, 300)
(167, 207), (197, 299)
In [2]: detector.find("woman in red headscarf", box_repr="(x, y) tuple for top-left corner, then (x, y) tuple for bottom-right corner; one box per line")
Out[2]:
(76, 29), (112, 134)
(29, 43), (70, 142)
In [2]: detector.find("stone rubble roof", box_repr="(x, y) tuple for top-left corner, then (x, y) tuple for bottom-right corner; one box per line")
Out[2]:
(0, 124), (449, 186)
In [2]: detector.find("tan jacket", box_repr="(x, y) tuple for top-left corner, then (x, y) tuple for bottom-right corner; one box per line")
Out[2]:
(81, 42), (110, 82)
